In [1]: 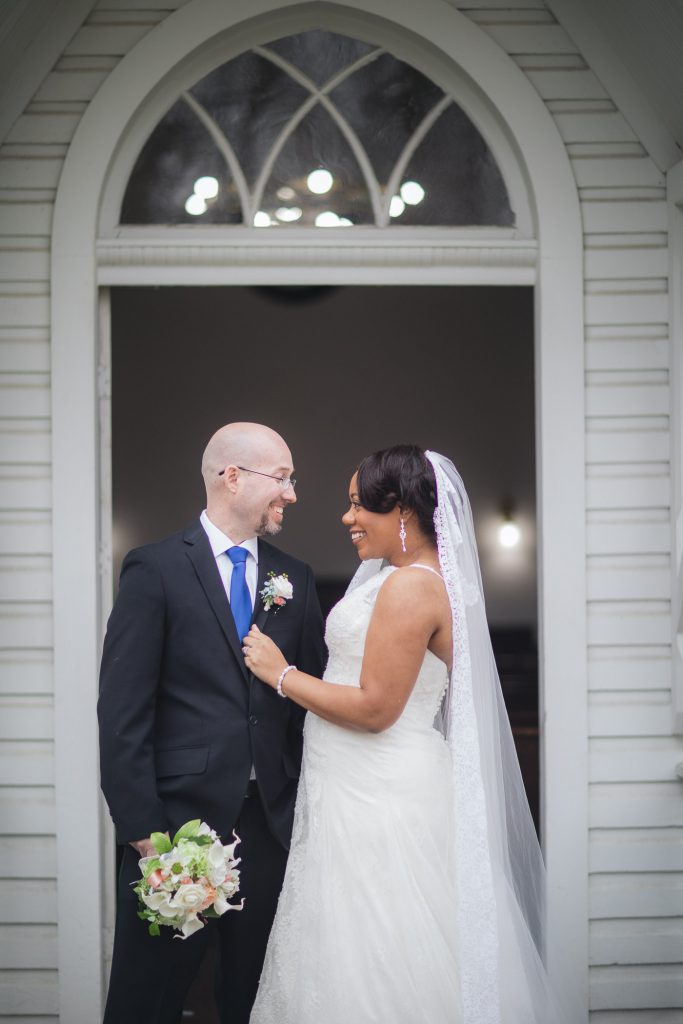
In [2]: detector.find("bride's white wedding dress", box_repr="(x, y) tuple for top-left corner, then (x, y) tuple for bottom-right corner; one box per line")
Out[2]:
(250, 564), (464, 1024)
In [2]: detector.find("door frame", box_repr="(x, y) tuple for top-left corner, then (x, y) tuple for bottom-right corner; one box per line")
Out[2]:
(51, 2), (587, 1019)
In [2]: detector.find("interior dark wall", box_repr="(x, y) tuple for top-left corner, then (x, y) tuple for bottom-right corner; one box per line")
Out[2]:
(111, 285), (535, 626)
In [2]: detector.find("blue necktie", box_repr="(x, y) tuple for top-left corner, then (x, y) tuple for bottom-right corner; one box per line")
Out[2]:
(227, 546), (252, 643)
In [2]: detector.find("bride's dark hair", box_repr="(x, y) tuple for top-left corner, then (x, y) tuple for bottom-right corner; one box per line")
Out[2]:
(356, 445), (437, 540)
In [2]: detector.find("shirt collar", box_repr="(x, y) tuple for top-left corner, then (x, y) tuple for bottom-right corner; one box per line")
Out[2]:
(200, 510), (259, 562)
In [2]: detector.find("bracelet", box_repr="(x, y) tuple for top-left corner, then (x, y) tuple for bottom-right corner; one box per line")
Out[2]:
(276, 665), (297, 699)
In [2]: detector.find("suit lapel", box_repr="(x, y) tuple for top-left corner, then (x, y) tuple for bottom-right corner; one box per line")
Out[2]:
(252, 540), (276, 633)
(184, 521), (249, 683)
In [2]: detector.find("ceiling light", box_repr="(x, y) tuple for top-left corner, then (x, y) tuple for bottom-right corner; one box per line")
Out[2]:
(275, 206), (303, 223)
(277, 186), (297, 201)
(389, 195), (405, 218)
(185, 193), (207, 216)
(193, 176), (219, 199)
(315, 211), (341, 227)
(498, 522), (521, 549)
(253, 211), (272, 227)
(400, 180), (425, 205)
(307, 169), (334, 195)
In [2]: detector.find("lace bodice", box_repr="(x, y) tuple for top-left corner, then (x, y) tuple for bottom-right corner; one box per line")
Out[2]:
(322, 565), (449, 728)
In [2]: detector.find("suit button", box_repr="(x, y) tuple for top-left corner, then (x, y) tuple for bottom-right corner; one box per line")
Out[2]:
(249, 715), (258, 726)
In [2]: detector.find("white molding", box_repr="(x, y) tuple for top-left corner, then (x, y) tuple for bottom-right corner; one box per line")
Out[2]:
(51, 1), (588, 1018)
(96, 233), (538, 285)
(546, 0), (681, 173)
(668, 158), (683, 733)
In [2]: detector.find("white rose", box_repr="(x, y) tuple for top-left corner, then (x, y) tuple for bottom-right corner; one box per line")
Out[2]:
(272, 577), (293, 600)
(172, 883), (210, 913)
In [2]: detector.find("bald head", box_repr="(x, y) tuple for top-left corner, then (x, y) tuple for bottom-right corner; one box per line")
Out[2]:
(202, 422), (290, 493)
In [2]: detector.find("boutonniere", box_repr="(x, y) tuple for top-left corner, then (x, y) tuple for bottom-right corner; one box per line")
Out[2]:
(260, 572), (294, 612)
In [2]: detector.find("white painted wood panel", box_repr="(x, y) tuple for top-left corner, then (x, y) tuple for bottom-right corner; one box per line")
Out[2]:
(590, 828), (683, 871)
(584, 289), (669, 328)
(0, 201), (54, 236)
(0, 970), (58, 1015)
(0, 512), (52, 555)
(585, 468), (670, 512)
(585, 372), (669, 418)
(590, 964), (683, 1011)
(553, 111), (637, 144)
(588, 689), (672, 736)
(587, 603), (670, 648)
(580, 199), (667, 234)
(0, 374), (52, 418)
(588, 646), (670, 693)
(571, 156), (665, 189)
(0, 834), (56, 878)
(0, 555), (52, 601)
(590, 1012), (683, 1024)
(0, 697), (53, 740)
(584, 246), (668, 280)
(0, 742), (54, 786)
(590, 873), (683, 919)
(463, 7), (553, 21)
(585, 335), (669, 372)
(0, 468), (51, 509)
(34, 57), (118, 104)
(586, 510), (670, 557)
(93, 0), (188, 8)
(0, 787), (55, 834)
(0, 605), (52, 649)
(0, 292), (49, 328)
(0, 650), (52, 695)
(0, 151), (65, 191)
(590, 783), (683, 829)
(62, 22), (162, 57)
(521, 69), (608, 101)
(0, 334), (50, 373)
(0, 924), (58, 968)
(0, 420), (51, 465)
(586, 418), (669, 465)
(0, 248), (50, 282)
(456, 0), (548, 8)
(5, 111), (83, 146)
(478, 23), (579, 54)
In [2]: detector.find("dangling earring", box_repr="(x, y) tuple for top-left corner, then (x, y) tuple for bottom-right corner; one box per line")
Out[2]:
(399, 516), (407, 553)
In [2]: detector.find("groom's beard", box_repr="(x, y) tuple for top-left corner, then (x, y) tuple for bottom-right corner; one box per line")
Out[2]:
(257, 512), (282, 537)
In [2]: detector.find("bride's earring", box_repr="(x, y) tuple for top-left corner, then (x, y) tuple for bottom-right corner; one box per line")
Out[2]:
(399, 516), (407, 553)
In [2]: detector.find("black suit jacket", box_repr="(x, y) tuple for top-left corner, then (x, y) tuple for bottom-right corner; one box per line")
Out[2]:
(97, 520), (326, 849)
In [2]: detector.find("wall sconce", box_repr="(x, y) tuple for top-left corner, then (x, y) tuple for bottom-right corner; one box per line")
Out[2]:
(498, 501), (521, 549)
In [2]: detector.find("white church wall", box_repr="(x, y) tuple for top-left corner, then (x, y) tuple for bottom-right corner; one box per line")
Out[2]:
(0, 0), (679, 1019)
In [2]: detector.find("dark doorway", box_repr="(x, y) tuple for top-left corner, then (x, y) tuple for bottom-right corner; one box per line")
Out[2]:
(110, 285), (538, 1021)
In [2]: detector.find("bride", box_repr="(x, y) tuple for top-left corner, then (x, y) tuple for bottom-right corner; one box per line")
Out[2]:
(243, 445), (579, 1024)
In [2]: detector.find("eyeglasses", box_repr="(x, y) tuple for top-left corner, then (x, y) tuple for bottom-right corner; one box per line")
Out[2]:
(218, 465), (297, 490)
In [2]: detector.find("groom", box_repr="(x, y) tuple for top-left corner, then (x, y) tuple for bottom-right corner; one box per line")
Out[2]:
(98, 422), (326, 1023)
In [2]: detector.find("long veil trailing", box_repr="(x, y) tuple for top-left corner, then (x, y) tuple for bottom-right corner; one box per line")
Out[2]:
(347, 451), (584, 1023)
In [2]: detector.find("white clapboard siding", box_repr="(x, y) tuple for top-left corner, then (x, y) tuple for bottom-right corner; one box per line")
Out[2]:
(0, 202), (54, 237)
(0, 650), (52, 696)
(590, 873), (683, 920)
(586, 510), (670, 557)
(586, 416), (670, 465)
(581, 198), (668, 233)
(591, 917), (683, 966)
(0, 419), (51, 465)
(588, 646), (670, 692)
(590, 965), (683, 1011)
(0, 787), (55, 834)
(5, 106), (86, 146)
(0, 971), (58, 1015)
(0, 330), (50, 373)
(0, 555), (53, 601)
(585, 331), (669, 372)
(586, 470), (670, 512)
(588, 690), (672, 737)
(590, 783), (683, 829)
(591, 1012), (683, 1024)
(0, 604), (52, 649)
(0, 697), (53, 741)
(0, 467), (51, 510)
(590, 828), (683, 872)
(0, 742), (54, 786)
(0, 512), (52, 555)
(0, 924), (58, 968)
(34, 56), (120, 104)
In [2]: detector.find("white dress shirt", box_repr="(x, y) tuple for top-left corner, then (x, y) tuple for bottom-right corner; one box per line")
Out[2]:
(200, 509), (259, 608)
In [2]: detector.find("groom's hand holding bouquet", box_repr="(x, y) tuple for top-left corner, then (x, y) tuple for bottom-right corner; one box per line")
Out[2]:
(134, 819), (244, 939)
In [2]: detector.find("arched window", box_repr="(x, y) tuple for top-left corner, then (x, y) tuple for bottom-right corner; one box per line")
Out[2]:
(121, 30), (514, 228)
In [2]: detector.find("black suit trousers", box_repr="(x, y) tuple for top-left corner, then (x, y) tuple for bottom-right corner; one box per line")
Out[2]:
(103, 787), (288, 1024)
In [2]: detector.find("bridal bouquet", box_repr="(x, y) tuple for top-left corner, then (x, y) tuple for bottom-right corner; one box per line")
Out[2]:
(134, 819), (244, 939)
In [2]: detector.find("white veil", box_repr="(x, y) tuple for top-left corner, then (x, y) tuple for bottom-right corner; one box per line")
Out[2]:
(347, 450), (583, 1023)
